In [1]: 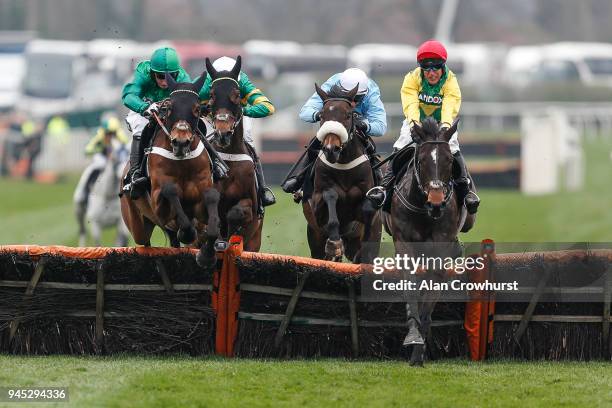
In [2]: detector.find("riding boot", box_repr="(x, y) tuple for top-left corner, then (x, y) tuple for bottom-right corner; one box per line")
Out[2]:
(366, 149), (398, 209)
(123, 125), (152, 199)
(245, 143), (276, 214)
(453, 151), (480, 214)
(281, 137), (322, 194)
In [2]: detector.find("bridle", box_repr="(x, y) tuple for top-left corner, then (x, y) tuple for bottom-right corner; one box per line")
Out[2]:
(395, 140), (454, 216)
(321, 97), (355, 148)
(209, 77), (243, 139)
(153, 88), (201, 147)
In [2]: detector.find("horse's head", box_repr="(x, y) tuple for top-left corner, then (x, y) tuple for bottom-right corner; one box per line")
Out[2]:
(162, 72), (206, 157)
(411, 117), (458, 219)
(205, 56), (242, 148)
(314, 83), (358, 164)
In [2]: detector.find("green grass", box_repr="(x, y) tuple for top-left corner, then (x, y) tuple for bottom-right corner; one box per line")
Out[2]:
(0, 356), (610, 408)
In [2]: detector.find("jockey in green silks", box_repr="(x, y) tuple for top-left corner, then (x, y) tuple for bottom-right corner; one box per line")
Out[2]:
(121, 47), (228, 199)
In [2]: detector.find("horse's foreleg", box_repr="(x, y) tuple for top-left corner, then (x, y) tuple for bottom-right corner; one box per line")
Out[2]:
(197, 188), (220, 270)
(322, 188), (343, 261)
(165, 228), (180, 248)
(116, 220), (129, 247)
(76, 201), (87, 246)
(356, 198), (381, 263)
(227, 199), (254, 238)
(91, 222), (102, 247)
(410, 286), (441, 367)
(160, 183), (196, 245)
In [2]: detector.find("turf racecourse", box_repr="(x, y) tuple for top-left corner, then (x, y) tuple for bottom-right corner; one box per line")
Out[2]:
(0, 356), (610, 407)
(1, 139), (611, 406)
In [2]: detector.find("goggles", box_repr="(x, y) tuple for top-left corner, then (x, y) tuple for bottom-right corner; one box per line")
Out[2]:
(419, 61), (445, 72)
(154, 71), (179, 80)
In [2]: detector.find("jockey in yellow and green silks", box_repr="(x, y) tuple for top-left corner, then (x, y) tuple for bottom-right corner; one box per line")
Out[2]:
(366, 40), (480, 214)
(74, 116), (128, 205)
(198, 56), (277, 210)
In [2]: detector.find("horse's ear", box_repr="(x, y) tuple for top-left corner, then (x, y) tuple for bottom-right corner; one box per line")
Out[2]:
(229, 55), (241, 80)
(411, 121), (424, 144)
(441, 118), (460, 142)
(315, 83), (328, 101)
(165, 72), (177, 91)
(192, 71), (206, 92)
(347, 84), (359, 101)
(205, 57), (217, 80)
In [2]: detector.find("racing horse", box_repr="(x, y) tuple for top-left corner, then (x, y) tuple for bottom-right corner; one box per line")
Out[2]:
(204, 56), (263, 251)
(120, 73), (221, 269)
(76, 139), (130, 246)
(303, 83), (381, 262)
(382, 117), (476, 366)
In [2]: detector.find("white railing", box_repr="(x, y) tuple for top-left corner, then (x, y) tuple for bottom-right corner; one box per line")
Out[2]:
(385, 102), (612, 139)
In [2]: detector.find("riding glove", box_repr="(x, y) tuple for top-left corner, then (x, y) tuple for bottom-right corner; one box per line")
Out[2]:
(143, 103), (159, 118)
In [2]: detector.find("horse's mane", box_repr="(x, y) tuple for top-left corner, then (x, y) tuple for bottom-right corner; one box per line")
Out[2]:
(421, 117), (440, 140)
(327, 84), (354, 101)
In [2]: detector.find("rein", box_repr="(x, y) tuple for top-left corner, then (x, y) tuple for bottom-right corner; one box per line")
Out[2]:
(209, 77), (243, 139)
(395, 140), (454, 215)
(152, 111), (171, 139)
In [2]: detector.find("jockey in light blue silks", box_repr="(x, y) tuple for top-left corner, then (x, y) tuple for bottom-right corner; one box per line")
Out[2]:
(281, 68), (387, 199)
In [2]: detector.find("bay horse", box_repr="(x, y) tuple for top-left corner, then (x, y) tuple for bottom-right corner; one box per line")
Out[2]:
(303, 83), (381, 263)
(204, 56), (263, 251)
(383, 117), (476, 366)
(120, 73), (221, 269)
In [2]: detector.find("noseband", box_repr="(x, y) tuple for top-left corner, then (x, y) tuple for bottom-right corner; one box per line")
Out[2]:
(321, 97), (355, 148)
(395, 140), (454, 216)
(210, 77), (243, 138)
(155, 89), (200, 146)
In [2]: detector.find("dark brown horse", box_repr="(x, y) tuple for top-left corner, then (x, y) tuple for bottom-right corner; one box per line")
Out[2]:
(204, 56), (263, 251)
(383, 117), (476, 366)
(303, 83), (381, 263)
(120, 73), (221, 269)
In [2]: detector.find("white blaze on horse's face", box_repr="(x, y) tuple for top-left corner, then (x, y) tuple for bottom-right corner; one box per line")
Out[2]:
(431, 147), (437, 165)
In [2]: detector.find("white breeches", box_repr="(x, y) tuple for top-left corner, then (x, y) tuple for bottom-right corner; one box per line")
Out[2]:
(125, 111), (150, 138)
(394, 119), (460, 154)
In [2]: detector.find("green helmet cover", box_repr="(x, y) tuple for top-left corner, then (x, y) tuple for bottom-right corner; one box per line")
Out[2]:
(150, 47), (180, 73)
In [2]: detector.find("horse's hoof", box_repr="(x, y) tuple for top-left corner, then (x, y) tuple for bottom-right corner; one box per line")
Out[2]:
(409, 359), (424, 368)
(178, 227), (196, 245)
(325, 239), (344, 261)
(196, 251), (215, 271)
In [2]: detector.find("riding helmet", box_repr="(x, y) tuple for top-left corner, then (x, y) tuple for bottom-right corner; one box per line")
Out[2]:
(416, 40), (448, 62)
(339, 68), (369, 95)
(150, 47), (181, 73)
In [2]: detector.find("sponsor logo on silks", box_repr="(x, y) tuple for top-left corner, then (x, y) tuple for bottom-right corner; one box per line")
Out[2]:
(418, 93), (443, 105)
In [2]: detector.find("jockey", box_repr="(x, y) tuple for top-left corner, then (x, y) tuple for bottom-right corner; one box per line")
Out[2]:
(121, 47), (227, 199)
(365, 40), (480, 214)
(199, 56), (277, 210)
(73, 116), (128, 206)
(281, 67), (387, 198)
